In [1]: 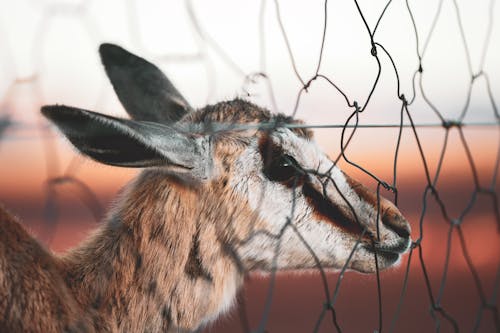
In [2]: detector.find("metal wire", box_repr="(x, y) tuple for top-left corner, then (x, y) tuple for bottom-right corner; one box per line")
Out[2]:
(0, 0), (498, 332)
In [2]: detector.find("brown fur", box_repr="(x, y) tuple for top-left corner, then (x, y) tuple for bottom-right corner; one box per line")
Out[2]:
(0, 101), (408, 332)
(0, 167), (265, 332)
(0, 206), (93, 333)
(0, 124), (271, 332)
(184, 98), (313, 139)
(0, 102), (280, 332)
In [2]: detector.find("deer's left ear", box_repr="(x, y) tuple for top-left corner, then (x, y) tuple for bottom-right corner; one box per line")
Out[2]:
(41, 105), (211, 179)
(99, 43), (193, 124)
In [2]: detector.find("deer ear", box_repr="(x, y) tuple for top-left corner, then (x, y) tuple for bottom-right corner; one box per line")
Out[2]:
(99, 43), (193, 124)
(41, 105), (209, 175)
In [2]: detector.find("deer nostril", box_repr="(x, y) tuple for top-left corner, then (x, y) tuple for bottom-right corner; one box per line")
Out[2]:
(382, 212), (410, 239)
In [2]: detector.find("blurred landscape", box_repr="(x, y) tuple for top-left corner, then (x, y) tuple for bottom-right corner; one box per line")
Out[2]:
(1, 0), (499, 332)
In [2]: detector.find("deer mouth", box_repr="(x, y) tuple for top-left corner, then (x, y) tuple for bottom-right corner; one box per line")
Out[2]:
(361, 236), (411, 265)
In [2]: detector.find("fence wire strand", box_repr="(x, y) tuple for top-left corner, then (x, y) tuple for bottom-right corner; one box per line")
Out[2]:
(0, 0), (499, 332)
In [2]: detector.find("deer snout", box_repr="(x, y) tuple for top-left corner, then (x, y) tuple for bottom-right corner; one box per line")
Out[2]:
(374, 199), (411, 254)
(381, 203), (410, 239)
(342, 173), (411, 253)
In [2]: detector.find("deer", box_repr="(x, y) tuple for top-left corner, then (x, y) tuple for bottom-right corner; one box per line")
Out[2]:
(0, 43), (411, 333)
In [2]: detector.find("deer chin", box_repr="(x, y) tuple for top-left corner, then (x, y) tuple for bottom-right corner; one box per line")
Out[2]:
(347, 237), (411, 273)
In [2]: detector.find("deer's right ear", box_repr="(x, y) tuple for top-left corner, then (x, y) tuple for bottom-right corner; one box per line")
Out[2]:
(41, 105), (210, 177)
(99, 43), (193, 124)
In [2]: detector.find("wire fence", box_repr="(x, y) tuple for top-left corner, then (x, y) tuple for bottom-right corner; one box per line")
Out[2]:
(0, 0), (499, 332)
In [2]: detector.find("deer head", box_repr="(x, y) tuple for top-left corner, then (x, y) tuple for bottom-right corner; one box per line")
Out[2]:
(42, 43), (410, 275)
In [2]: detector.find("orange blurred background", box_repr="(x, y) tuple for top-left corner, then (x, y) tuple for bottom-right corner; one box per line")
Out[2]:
(1, 1), (499, 332)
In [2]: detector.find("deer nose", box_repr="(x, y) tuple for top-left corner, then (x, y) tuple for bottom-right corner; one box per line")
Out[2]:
(341, 171), (411, 241)
(382, 207), (410, 239)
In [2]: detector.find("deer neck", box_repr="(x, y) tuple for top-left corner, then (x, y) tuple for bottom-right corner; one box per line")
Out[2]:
(59, 170), (244, 332)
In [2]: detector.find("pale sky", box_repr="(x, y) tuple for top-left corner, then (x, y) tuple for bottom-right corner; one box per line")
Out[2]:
(0, 0), (499, 147)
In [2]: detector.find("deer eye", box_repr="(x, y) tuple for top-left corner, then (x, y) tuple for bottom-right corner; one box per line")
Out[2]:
(264, 154), (304, 183)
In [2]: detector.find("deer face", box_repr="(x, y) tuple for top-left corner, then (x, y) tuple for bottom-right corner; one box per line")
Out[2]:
(42, 43), (410, 274)
(215, 125), (411, 273)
